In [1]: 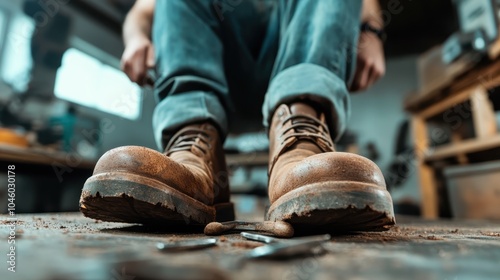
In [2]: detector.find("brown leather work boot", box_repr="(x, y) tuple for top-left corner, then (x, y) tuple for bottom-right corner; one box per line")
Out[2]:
(79, 122), (234, 225)
(266, 102), (395, 231)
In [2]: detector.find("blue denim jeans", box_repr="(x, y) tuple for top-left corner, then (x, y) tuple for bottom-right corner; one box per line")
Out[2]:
(152, 0), (361, 149)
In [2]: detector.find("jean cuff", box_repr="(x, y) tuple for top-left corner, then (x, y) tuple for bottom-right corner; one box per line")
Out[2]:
(262, 63), (350, 141)
(153, 91), (228, 150)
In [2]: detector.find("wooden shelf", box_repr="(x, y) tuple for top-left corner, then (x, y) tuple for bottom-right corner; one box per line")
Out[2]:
(424, 134), (500, 162)
(409, 33), (500, 218)
(406, 35), (500, 113)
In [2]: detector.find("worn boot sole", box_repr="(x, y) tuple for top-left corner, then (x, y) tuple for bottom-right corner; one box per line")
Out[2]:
(79, 172), (234, 226)
(266, 182), (395, 232)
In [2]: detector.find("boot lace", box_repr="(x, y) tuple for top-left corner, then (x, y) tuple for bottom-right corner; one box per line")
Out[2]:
(280, 114), (334, 151)
(165, 129), (211, 156)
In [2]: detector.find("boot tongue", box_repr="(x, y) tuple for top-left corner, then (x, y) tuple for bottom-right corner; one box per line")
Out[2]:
(290, 103), (320, 119)
(288, 102), (323, 153)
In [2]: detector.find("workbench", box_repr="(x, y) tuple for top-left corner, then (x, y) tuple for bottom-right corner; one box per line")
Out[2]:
(0, 144), (95, 213)
(0, 195), (499, 279)
(0, 144), (96, 170)
(405, 40), (500, 218)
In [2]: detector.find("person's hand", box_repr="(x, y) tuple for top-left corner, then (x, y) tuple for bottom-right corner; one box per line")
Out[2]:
(121, 35), (155, 86)
(350, 31), (385, 92)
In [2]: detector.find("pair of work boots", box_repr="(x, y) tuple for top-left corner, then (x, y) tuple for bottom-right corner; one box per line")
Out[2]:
(79, 102), (395, 231)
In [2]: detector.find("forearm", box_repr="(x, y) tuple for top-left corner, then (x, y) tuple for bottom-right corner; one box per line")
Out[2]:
(361, 0), (383, 29)
(123, 0), (154, 46)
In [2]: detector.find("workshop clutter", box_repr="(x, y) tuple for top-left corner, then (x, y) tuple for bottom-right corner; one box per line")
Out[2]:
(445, 160), (500, 220)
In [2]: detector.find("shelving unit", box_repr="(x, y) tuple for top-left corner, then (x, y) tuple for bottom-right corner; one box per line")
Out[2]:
(405, 39), (500, 218)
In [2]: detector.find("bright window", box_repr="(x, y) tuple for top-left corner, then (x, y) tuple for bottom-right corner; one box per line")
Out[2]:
(55, 48), (142, 120)
(0, 9), (5, 54)
(1, 15), (34, 92)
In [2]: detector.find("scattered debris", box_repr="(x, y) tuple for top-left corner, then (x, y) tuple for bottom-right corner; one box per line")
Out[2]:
(391, 226), (401, 233)
(425, 235), (443, 240)
(230, 241), (263, 249)
(419, 234), (444, 240)
(481, 232), (500, 237)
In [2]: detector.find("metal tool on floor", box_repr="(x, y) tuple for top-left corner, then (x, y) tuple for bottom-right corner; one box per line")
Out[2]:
(241, 232), (331, 257)
(204, 220), (294, 238)
(156, 238), (217, 252)
(241, 232), (280, 244)
(220, 232), (331, 269)
(241, 231), (330, 244)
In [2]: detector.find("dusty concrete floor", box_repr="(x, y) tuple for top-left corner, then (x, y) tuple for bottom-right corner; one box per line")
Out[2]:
(1, 196), (500, 280)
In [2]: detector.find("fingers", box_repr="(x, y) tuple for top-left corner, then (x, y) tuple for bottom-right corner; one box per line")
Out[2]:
(146, 45), (155, 69)
(121, 51), (146, 85)
(134, 50), (148, 84)
(350, 57), (385, 92)
(350, 32), (386, 92)
(368, 62), (385, 88)
(358, 60), (371, 91)
(121, 40), (153, 86)
(351, 59), (369, 92)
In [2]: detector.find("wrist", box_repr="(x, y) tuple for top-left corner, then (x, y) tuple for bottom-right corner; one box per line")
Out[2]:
(360, 22), (386, 42)
(124, 32), (150, 47)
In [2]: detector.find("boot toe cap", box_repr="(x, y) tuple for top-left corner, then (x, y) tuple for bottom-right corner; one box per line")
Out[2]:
(270, 152), (386, 202)
(90, 146), (214, 205)
(302, 152), (386, 187)
(93, 146), (169, 177)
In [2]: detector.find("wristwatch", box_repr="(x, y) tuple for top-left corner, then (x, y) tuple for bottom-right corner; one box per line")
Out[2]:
(360, 22), (386, 42)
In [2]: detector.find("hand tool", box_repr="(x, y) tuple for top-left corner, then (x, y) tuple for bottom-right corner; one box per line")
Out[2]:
(240, 232), (330, 245)
(221, 233), (331, 269)
(244, 233), (330, 258)
(156, 238), (217, 252)
(240, 232), (279, 244)
(204, 220), (294, 238)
